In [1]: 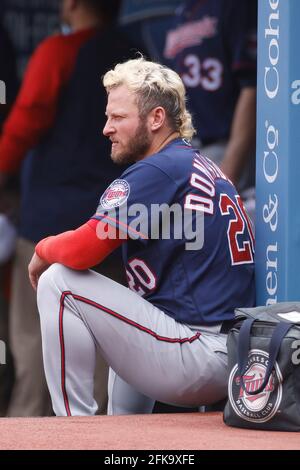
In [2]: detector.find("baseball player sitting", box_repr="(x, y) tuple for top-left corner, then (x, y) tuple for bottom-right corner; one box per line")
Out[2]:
(28, 57), (255, 416)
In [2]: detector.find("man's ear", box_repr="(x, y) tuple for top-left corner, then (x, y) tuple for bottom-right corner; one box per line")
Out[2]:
(149, 107), (166, 131)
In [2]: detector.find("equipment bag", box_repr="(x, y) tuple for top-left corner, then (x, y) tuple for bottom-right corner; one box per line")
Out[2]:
(223, 302), (300, 431)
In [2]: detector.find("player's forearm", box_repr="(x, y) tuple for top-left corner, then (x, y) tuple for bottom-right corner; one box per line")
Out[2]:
(220, 87), (256, 184)
(35, 220), (124, 270)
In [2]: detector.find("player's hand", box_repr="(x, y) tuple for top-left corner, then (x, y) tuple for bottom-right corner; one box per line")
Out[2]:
(28, 252), (50, 291)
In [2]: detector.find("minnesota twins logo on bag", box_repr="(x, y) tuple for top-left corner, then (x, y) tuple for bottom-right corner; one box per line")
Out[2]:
(224, 302), (300, 431)
(228, 349), (283, 423)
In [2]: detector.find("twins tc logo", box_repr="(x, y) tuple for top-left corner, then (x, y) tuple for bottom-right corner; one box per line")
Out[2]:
(100, 179), (130, 209)
(228, 349), (283, 423)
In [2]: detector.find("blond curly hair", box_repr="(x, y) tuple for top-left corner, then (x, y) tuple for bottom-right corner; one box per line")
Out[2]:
(103, 57), (196, 141)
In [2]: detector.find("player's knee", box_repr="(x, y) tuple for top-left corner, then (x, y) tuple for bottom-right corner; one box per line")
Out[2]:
(37, 263), (66, 301)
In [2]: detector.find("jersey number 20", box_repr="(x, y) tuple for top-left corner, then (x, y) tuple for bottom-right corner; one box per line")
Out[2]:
(126, 259), (157, 296)
(219, 194), (255, 265)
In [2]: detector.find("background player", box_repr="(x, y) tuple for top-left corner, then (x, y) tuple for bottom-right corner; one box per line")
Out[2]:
(28, 58), (255, 416)
(163, 0), (257, 189)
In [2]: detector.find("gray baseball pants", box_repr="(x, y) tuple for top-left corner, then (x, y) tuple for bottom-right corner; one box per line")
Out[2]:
(37, 263), (228, 416)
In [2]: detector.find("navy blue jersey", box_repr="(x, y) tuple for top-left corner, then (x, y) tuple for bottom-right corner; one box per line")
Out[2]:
(92, 138), (255, 325)
(163, 0), (257, 144)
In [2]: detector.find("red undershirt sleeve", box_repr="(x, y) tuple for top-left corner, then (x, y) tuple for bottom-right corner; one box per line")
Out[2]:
(35, 219), (125, 270)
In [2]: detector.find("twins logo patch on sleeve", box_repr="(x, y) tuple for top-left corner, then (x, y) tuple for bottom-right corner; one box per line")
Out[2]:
(100, 179), (130, 210)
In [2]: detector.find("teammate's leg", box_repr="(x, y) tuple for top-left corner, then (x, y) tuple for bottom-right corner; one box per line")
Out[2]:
(37, 263), (228, 416)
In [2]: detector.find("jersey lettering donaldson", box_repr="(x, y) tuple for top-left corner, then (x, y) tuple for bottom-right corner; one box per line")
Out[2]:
(92, 138), (255, 325)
